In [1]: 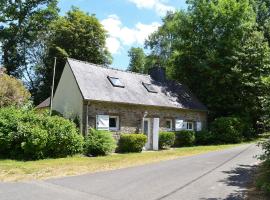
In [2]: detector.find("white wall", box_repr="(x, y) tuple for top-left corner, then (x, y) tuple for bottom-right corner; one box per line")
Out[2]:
(52, 63), (83, 132)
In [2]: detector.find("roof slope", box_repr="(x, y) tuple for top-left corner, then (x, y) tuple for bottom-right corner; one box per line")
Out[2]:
(67, 58), (207, 111)
(36, 97), (50, 109)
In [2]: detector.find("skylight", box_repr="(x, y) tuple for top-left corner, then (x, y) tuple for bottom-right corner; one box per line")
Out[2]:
(108, 76), (125, 88)
(142, 82), (157, 93)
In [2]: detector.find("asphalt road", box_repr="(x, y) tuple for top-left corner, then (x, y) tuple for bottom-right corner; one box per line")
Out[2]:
(0, 144), (262, 200)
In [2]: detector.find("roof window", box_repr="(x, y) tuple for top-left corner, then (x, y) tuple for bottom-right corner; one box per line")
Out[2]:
(142, 82), (157, 93)
(108, 76), (125, 88)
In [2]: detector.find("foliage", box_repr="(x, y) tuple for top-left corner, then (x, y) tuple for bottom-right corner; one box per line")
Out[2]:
(0, 107), (84, 160)
(0, 73), (31, 107)
(118, 134), (147, 153)
(195, 130), (215, 145)
(85, 129), (116, 156)
(43, 116), (84, 158)
(128, 47), (147, 73)
(257, 139), (270, 194)
(159, 132), (175, 149)
(35, 7), (112, 104)
(0, 0), (59, 83)
(146, 0), (270, 132)
(210, 117), (244, 144)
(174, 130), (195, 147)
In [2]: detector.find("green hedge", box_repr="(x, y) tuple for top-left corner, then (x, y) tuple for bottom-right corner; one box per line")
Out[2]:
(0, 107), (84, 160)
(85, 129), (116, 156)
(210, 117), (244, 144)
(174, 130), (195, 147)
(159, 132), (175, 149)
(195, 130), (214, 145)
(118, 134), (147, 153)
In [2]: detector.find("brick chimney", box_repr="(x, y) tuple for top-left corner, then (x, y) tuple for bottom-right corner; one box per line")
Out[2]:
(149, 67), (166, 83)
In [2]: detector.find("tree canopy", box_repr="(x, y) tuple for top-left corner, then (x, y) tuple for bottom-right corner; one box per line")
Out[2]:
(128, 47), (146, 73)
(0, 0), (59, 79)
(146, 0), (270, 132)
(0, 69), (30, 107)
(34, 7), (112, 104)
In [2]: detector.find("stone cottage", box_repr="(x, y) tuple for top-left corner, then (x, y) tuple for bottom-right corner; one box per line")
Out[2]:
(52, 58), (207, 150)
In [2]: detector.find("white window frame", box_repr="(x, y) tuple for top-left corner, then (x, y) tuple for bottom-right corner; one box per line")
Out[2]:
(109, 116), (119, 131)
(165, 119), (173, 131)
(186, 121), (194, 131)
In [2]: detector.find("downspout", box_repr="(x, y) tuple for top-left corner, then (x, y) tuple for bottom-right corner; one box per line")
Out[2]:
(85, 101), (89, 136)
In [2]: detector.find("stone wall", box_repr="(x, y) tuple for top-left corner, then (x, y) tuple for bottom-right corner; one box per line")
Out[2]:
(83, 101), (207, 139)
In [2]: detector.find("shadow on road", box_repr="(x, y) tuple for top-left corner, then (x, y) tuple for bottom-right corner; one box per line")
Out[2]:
(199, 164), (257, 200)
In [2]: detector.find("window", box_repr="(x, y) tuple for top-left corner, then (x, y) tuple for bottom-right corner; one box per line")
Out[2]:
(96, 115), (119, 131)
(166, 119), (173, 131)
(142, 82), (157, 93)
(186, 122), (194, 130)
(108, 76), (125, 88)
(109, 116), (119, 131)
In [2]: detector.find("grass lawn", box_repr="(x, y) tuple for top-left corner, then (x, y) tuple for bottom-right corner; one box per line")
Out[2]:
(0, 143), (248, 182)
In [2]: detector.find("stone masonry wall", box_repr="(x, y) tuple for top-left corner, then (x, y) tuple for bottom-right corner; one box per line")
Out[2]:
(83, 101), (207, 139)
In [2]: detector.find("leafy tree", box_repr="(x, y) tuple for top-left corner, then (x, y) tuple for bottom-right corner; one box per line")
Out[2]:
(128, 47), (146, 73)
(0, 0), (59, 81)
(35, 7), (112, 104)
(146, 0), (270, 132)
(0, 69), (30, 107)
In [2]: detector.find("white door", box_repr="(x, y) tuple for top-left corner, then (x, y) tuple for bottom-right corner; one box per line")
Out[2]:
(143, 118), (151, 150)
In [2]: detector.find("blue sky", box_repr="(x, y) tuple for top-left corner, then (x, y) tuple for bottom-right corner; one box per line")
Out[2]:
(58, 0), (187, 70)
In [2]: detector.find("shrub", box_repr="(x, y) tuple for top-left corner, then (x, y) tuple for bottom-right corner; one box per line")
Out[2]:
(16, 123), (48, 160)
(118, 134), (147, 153)
(0, 107), (84, 160)
(85, 128), (116, 156)
(174, 130), (195, 147)
(257, 139), (270, 194)
(195, 130), (214, 145)
(210, 117), (244, 144)
(43, 116), (84, 158)
(159, 132), (175, 149)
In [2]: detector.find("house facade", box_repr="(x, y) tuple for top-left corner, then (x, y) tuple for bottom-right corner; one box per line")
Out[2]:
(53, 58), (207, 150)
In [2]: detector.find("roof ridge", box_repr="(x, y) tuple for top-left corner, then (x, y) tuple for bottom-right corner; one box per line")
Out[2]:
(67, 57), (150, 77)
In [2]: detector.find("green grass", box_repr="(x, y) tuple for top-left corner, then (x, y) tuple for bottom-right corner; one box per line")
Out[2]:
(0, 143), (248, 182)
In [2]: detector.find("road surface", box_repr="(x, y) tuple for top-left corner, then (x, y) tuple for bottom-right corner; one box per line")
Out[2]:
(0, 144), (262, 200)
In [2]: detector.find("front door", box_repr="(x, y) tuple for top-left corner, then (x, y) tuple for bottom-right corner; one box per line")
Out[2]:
(143, 118), (151, 150)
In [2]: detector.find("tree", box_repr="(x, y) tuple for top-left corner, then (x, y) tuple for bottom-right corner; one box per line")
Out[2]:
(146, 0), (270, 132)
(128, 47), (146, 73)
(34, 7), (112, 104)
(0, 0), (59, 81)
(0, 69), (30, 107)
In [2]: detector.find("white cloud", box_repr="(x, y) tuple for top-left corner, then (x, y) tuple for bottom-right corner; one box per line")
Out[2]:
(101, 15), (160, 54)
(128, 0), (175, 16)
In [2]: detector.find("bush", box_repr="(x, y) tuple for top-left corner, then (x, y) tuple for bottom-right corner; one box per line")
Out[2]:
(195, 130), (214, 145)
(118, 134), (147, 153)
(43, 116), (84, 158)
(174, 130), (195, 147)
(85, 129), (116, 156)
(0, 107), (84, 160)
(210, 117), (244, 144)
(159, 132), (175, 149)
(257, 139), (270, 194)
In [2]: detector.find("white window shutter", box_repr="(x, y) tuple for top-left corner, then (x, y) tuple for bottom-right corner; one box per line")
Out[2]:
(175, 119), (184, 131)
(96, 115), (109, 130)
(197, 122), (202, 131)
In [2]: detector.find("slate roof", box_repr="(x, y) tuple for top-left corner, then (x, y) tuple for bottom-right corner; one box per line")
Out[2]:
(67, 58), (207, 111)
(36, 97), (50, 109)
